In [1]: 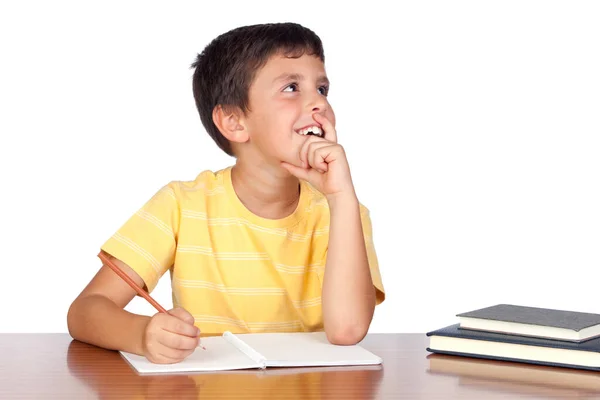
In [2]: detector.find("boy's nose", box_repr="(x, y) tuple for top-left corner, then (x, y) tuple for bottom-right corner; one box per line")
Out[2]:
(307, 94), (328, 112)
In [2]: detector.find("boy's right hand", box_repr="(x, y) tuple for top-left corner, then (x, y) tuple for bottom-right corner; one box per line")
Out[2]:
(142, 307), (201, 364)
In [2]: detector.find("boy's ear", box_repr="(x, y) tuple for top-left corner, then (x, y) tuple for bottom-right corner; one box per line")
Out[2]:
(212, 105), (249, 144)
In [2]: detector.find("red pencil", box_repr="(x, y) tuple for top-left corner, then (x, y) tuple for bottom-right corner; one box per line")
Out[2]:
(97, 251), (206, 350)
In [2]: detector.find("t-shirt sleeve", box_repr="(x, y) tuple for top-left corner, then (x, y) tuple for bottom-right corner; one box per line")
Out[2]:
(100, 183), (180, 293)
(360, 204), (385, 305)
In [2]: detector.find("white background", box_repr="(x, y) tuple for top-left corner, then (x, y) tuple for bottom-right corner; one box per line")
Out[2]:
(1, 0), (598, 334)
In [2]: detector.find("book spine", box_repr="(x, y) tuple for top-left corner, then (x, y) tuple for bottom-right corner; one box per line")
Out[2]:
(223, 331), (267, 369)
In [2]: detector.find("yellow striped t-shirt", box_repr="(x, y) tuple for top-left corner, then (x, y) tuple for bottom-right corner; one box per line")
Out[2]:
(101, 166), (385, 335)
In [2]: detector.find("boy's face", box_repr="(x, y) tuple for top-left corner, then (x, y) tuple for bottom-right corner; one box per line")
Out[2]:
(243, 53), (335, 168)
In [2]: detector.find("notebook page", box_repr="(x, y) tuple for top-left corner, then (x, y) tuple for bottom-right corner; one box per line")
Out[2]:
(233, 332), (383, 368)
(120, 335), (261, 374)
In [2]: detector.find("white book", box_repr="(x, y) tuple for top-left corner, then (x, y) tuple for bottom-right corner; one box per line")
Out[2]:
(120, 331), (383, 375)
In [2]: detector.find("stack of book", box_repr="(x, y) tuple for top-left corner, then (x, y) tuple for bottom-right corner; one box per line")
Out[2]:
(426, 304), (600, 371)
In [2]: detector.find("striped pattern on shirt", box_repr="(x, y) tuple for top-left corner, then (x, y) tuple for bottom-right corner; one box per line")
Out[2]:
(101, 166), (384, 335)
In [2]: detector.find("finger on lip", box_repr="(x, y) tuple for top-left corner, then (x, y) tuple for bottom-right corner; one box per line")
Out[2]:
(312, 113), (336, 142)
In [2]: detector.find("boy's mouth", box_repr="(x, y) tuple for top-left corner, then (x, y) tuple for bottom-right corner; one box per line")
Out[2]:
(295, 125), (324, 138)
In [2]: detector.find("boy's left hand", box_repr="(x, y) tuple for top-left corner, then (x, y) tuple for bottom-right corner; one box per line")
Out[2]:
(281, 113), (356, 201)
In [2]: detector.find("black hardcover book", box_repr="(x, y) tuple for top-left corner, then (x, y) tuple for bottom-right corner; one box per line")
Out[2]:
(456, 304), (600, 342)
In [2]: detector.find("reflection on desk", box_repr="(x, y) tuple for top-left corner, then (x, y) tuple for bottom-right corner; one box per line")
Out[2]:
(427, 353), (600, 398)
(8, 333), (600, 399)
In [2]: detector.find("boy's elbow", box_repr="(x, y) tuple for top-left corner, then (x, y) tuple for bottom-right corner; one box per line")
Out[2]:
(66, 301), (78, 338)
(324, 302), (375, 345)
(326, 324), (368, 345)
(67, 298), (85, 340)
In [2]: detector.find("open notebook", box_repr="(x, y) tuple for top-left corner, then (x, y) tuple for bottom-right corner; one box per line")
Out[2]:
(120, 331), (383, 374)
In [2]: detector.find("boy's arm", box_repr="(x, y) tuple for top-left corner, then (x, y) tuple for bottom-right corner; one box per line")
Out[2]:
(281, 112), (380, 345)
(67, 252), (200, 361)
(67, 255), (152, 355)
(321, 194), (376, 345)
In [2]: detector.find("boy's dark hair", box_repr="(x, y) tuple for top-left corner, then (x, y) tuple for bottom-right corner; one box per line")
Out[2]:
(190, 23), (325, 156)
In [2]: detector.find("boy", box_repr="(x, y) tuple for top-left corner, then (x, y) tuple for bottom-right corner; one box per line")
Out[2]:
(67, 22), (385, 364)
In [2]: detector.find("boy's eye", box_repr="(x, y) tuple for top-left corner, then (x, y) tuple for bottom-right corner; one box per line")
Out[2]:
(282, 83), (329, 96)
(283, 83), (298, 92)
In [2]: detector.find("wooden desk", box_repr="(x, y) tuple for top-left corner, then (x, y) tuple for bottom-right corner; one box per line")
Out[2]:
(2, 333), (600, 399)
